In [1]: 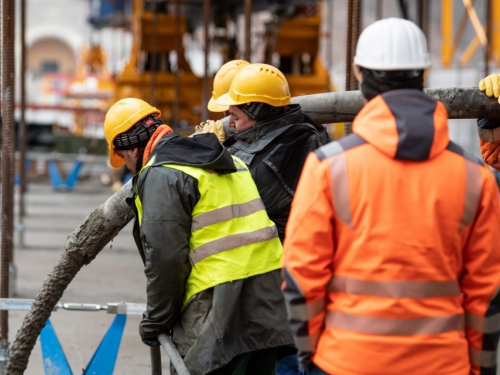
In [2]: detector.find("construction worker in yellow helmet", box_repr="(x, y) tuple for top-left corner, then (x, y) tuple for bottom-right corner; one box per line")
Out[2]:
(193, 60), (250, 142)
(476, 74), (500, 170)
(215, 63), (331, 375)
(103, 97), (291, 375)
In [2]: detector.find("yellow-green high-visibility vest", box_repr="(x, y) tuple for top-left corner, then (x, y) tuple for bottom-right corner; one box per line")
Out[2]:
(135, 155), (283, 307)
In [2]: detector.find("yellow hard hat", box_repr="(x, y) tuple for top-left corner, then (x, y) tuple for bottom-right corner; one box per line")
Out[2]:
(216, 63), (291, 107)
(207, 60), (250, 112)
(104, 98), (160, 168)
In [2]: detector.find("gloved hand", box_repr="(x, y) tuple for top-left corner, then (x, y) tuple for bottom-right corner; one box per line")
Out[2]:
(479, 73), (500, 103)
(142, 337), (160, 347)
(193, 120), (226, 142)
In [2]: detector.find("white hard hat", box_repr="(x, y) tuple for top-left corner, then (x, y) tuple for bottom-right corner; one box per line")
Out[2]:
(354, 17), (431, 71)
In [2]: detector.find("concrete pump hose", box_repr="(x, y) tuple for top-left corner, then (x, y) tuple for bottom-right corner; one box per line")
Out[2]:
(5, 181), (134, 374)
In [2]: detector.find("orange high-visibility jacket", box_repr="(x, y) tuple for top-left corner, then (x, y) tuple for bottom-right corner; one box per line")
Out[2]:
(283, 90), (500, 375)
(478, 124), (500, 171)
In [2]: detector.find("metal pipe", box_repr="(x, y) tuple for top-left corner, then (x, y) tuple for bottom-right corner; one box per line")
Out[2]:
(158, 333), (190, 375)
(291, 87), (500, 123)
(150, 346), (162, 375)
(244, 0), (252, 61)
(173, 0), (181, 127)
(345, 0), (362, 135)
(18, 0), (27, 249)
(418, 0), (429, 41)
(398, 0), (408, 20)
(376, 0), (383, 20)
(351, 0), (362, 90)
(1, 0), (15, 344)
(202, 0), (210, 121)
(150, 1), (158, 106)
(345, 0), (354, 92)
(325, 0), (333, 74)
(484, 0), (492, 77)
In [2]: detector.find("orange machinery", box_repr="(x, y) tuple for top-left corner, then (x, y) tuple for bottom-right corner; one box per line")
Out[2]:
(112, 0), (332, 127)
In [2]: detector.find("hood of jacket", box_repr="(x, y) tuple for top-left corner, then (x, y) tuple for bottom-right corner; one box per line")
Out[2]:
(353, 89), (450, 161)
(224, 103), (329, 146)
(149, 132), (237, 174)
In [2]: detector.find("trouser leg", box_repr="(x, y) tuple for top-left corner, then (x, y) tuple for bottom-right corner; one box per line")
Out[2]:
(208, 352), (251, 375)
(245, 347), (278, 375)
(208, 348), (278, 375)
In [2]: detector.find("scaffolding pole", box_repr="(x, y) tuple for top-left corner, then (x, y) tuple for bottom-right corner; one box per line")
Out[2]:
(485, 0), (492, 77)
(244, 0), (252, 61)
(344, 0), (362, 135)
(18, 0), (27, 249)
(202, 0), (210, 121)
(1, 0), (16, 368)
(150, 1), (158, 106)
(173, 0), (181, 127)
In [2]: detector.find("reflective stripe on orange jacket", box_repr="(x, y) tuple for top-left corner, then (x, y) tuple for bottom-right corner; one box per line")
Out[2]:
(283, 89), (500, 375)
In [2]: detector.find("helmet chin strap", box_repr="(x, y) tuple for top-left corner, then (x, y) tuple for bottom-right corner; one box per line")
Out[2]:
(135, 148), (145, 175)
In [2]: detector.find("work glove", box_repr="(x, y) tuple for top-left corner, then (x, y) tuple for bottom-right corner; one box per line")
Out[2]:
(193, 120), (226, 142)
(479, 73), (500, 103)
(142, 337), (160, 348)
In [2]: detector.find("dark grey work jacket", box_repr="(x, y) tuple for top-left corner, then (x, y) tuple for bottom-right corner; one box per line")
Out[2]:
(127, 133), (293, 375)
(223, 104), (331, 243)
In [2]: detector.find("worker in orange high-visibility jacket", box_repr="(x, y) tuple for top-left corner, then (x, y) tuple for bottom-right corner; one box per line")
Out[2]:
(283, 18), (500, 375)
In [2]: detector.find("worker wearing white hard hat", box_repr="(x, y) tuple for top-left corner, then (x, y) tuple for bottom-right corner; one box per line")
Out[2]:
(282, 17), (500, 375)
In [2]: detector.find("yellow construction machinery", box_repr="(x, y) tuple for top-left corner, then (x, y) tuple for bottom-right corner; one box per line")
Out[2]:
(112, 0), (332, 128)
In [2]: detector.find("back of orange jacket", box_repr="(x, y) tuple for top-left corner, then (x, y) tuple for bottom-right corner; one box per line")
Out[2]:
(283, 89), (500, 375)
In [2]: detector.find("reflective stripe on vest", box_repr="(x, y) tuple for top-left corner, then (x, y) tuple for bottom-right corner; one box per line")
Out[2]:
(136, 155), (282, 307)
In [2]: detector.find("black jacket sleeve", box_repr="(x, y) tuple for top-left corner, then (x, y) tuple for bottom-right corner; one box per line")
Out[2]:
(137, 166), (199, 340)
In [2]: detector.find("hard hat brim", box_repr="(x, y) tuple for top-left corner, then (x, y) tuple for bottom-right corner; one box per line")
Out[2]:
(109, 147), (126, 168)
(207, 97), (229, 112)
(215, 92), (248, 106)
(353, 59), (431, 71)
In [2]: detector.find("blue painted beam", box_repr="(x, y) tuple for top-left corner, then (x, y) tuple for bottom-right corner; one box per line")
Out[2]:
(83, 314), (127, 375)
(40, 319), (73, 375)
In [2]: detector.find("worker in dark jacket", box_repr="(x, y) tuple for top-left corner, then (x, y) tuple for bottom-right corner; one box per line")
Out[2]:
(217, 63), (331, 244)
(103, 98), (293, 375)
(216, 63), (330, 375)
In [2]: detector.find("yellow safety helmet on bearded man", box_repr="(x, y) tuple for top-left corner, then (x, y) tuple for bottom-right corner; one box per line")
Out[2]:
(216, 63), (291, 107)
(207, 60), (250, 112)
(104, 98), (160, 168)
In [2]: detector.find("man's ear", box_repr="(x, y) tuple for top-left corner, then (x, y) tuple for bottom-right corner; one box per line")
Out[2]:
(129, 148), (140, 158)
(353, 64), (363, 83)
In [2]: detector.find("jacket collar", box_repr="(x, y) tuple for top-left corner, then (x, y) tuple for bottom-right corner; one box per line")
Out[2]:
(353, 89), (449, 161)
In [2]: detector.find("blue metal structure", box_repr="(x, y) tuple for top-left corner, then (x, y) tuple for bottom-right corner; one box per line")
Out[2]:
(47, 160), (83, 190)
(82, 315), (127, 375)
(40, 319), (73, 375)
(39, 315), (127, 375)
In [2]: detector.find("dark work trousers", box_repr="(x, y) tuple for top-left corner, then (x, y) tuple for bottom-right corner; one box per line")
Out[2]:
(208, 347), (278, 375)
